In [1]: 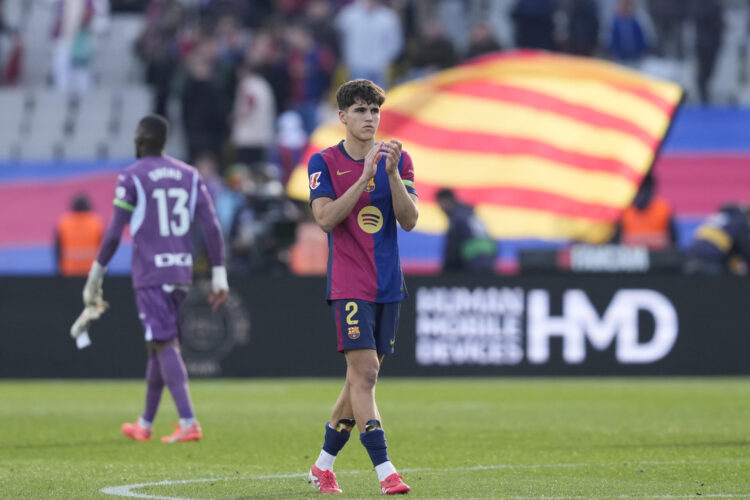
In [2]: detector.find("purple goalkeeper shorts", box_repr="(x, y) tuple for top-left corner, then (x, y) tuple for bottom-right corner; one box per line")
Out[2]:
(134, 285), (188, 342)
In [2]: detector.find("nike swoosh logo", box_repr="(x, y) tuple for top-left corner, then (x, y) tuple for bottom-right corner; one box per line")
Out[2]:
(337, 170), (352, 176)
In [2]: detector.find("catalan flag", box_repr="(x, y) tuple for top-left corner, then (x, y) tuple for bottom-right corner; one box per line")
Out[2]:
(287, 51), (683, 243)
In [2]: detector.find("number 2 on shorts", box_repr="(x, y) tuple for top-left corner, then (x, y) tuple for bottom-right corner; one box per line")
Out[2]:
(345, 301), (359, 325)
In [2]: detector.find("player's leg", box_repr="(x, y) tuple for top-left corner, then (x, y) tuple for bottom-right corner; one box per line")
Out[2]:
(156, 339), (202, 442)
(358, 302), (409, 494)
(309, 382), (353, 493)
(309, 300), (371, 493)
(136, 285), (201, 443)
(122, 347), (163, 441)
(345, 348), (381, 430)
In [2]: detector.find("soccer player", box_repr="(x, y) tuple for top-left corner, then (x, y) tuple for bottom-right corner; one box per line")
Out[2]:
(306, 79), (418, 495)
(81, 114), (228, 443)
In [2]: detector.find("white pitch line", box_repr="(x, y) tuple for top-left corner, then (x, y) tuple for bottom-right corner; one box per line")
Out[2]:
(100, 459), (750, 500)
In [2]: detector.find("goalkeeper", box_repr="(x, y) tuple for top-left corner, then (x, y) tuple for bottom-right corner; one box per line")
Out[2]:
(78, 114), (228, 443)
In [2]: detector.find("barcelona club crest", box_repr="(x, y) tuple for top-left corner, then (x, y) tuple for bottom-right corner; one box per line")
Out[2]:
(348, 326), (360, 340)
(365, 178), (376, 192)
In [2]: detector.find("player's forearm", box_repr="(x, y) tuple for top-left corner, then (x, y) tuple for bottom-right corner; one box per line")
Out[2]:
(315, 177), (370, 232)
(388, 173), (418, 231)
(199, 217), (225, 267)
(96, 208), (130, 266)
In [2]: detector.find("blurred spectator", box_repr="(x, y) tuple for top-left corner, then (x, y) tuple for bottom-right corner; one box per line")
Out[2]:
(180, 40), (228, 162)
(607, 0), (650, 65)
(228, 163), (301, 274)
(693, 0), (724, 104)
(304, 0), (341, 60)
(198, 0), (250, 23)
(0, 0), (8, 72)
(269, 110), (308, 186)
(134, 0), (185, 116)
(243, 0), (275, 30)
(194, 151), (224, 201)
(404, 18), (457, 78)
(335, 0), (403, 88)
(231, 63), (276, 167)
(247, 29), (291, 114)
(465, 21), (502, 60)
(511, 0), (556, 51)
(0, 0), (23, 86)
(51, 0), (96, 93)
(285, 24), (336, 133)
(565, 0), (599, 56)
(54, 193), (104, 276)
(611, 173), (677, 250)
(685, 203), (750, 276)
(436, 188), (497, 273)
(215, 163), (251, 239)
(213, 14), (251, 106)
(648, 0), (685, 60)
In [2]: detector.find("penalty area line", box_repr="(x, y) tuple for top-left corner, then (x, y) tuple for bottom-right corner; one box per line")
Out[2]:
(100, 459), (750, 500)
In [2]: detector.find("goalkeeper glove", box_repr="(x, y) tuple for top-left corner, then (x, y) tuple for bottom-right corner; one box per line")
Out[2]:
(83, 261), (106, 306)
(70, 299), (109, 349)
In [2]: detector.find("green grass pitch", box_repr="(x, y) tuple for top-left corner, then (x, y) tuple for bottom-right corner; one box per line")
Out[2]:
(1, 378), (749, 499)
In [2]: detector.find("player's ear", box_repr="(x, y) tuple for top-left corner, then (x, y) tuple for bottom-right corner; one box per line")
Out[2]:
(338, 109), (346, 124)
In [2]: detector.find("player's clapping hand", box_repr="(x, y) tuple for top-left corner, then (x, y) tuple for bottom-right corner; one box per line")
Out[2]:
(382, 139), (402, 175)
(362, 141), (381, 182)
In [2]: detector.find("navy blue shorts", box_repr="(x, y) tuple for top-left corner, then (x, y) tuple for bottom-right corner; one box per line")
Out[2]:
(134, 285), (187, 342)
(330, 300), (401, 355)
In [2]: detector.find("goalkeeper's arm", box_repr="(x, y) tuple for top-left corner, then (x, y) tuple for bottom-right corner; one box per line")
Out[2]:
(83, 205), (130, 306)
(195, 180), (228, 310)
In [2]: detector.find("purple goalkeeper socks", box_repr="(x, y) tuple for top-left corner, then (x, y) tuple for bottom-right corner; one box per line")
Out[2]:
(158, 345), (195, 419)
(142, 355), (164, 423)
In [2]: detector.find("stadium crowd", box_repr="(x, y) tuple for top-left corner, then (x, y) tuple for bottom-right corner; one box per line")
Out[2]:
(2, 0), (749, 276)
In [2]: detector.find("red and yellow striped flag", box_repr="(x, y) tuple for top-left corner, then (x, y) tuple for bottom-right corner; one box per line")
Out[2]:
(287, 51), (683, 243)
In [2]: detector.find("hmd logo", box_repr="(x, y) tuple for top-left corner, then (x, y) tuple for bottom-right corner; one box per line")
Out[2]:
(527, 289), (678, 364)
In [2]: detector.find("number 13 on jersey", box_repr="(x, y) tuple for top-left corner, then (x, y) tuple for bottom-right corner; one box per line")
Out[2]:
(153, 187), (190, 237)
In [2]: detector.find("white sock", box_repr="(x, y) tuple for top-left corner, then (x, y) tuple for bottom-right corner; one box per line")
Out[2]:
(375, 461), (397, 482)
(315, 450), (337, 471)
(138, 417), (153, 429)
(179, 417), (196, 429)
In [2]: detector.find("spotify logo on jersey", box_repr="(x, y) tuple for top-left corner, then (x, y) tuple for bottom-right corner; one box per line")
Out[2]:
(357, 206), (383, 234)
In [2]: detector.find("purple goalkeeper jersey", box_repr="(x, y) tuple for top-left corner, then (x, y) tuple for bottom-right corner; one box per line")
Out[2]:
(97, 155), (224, 288)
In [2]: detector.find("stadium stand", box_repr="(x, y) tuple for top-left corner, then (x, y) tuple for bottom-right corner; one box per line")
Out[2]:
(1, 0), (749, 276)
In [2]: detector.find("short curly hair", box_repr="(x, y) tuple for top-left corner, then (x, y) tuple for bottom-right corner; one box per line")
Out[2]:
(336, 79), (386, 110)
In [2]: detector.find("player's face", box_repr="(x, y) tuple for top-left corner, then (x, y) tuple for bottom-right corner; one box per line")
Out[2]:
(339, 100), (380, 141)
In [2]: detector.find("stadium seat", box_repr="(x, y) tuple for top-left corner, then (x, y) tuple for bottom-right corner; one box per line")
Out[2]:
(0, 89), (29, 142)
(73, 88), (115, 136)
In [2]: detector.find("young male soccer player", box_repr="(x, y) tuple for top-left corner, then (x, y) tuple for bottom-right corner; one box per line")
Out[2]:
(307, 79), (418, 494)
(81, 114), (229, 443)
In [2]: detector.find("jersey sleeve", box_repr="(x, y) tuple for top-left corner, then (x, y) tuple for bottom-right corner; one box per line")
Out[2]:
(194, 178), (225, 267)
(308, 153), (336, 203)
(399, 150), (417, 196)
(113, 173), (137, 212)
(97, 173), (135, 266)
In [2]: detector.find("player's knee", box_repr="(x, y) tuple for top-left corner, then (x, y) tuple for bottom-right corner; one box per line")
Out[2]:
(353, 366), (379, 391)
(146, 339), (176, 355)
